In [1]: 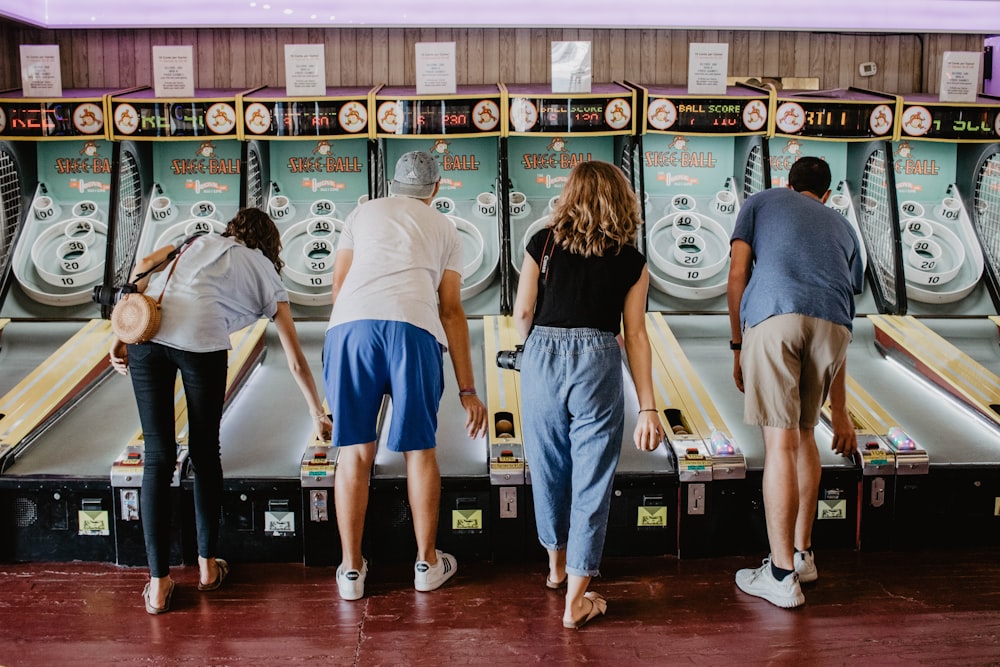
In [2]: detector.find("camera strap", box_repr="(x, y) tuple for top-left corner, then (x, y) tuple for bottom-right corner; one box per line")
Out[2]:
(539, 229), (555, 284)
(132, 234), (201, 283)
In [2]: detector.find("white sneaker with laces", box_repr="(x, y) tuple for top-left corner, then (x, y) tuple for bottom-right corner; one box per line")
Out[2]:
(795, 550), (818, 583)
(735, 557), (805, 608)
(336, 559), (368, 601)
(414, 550), (457, 592)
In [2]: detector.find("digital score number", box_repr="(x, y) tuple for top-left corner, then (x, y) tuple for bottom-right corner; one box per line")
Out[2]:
(0, 101), (105, 137)
(901, 105), (1000, 141)
(647, 98), (769, 133)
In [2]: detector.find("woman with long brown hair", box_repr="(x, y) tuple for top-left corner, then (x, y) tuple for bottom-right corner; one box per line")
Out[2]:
(109, 208), (331, 614)
(513, 161), (664, 629)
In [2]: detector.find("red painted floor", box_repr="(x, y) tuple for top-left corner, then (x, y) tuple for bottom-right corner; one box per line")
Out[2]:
(1, 549), (998, 666)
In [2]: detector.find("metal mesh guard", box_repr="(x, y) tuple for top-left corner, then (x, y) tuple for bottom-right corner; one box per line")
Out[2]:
(974, 153), (1000, 277)
(860, 150), (898, 311)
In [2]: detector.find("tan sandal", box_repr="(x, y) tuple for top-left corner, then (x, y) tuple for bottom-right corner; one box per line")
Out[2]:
(563, 591), (607, 629)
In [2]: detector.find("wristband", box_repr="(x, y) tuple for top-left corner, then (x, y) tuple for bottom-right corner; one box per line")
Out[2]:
(638, 408), (658, 414)
(729, 340), (741, 351)
(459, 387), (477, 397)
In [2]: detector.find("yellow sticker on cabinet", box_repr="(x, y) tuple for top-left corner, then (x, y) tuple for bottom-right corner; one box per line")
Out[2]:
(452, 509), (483, 531)
(817, 500), (847, 520)
(995, 497), (1000, 517)
(638, 506), (667, 527)
(78, 510), (110, 536)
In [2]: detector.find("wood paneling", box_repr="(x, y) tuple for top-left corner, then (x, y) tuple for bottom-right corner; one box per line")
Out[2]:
(0, 20), (987, 94)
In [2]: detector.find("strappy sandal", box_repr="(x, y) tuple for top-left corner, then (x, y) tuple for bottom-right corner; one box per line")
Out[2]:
(546, 574), (568, 590)
(563, 592), (607, 629)
(142, 579), (175, 615)
(198, 558), (230, 592)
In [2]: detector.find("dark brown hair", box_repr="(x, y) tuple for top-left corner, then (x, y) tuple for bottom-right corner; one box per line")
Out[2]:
(549, 160), (642, 257)
(223, 207), (284, 273)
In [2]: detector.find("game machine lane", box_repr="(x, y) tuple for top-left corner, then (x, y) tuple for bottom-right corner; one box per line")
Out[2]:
(234, 86), (375, 566)
(504, 82), (680, 559)
(366, 85), (503, 563)
(0, 87), (134, 562)
(102, 88), (270, 565)
(628, 82), (770, 558)
(857, 93), (1000, 548)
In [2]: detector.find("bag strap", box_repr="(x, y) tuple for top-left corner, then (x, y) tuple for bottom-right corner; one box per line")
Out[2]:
(133, 234), (201, 283)
(148, 235), (200, 305)
(539, 228), (555, 284)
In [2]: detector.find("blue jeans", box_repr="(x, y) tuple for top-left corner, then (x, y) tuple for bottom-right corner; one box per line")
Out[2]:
(128, 342), (227, 577)
(521, 326), (624, 577)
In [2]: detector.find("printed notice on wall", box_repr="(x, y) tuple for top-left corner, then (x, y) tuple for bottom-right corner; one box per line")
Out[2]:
(153, 45), (195, 98)
(551, 41), (592, 93)
(416, 42), (456, 95)
(939, 51), (981, 102)
(285, 44), (326, 97)
(20, 45), (62, 97)
(687, 43), (729, 95)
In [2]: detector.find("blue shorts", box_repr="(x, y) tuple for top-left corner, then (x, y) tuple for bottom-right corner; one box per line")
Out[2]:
(323, 320), (444, 452)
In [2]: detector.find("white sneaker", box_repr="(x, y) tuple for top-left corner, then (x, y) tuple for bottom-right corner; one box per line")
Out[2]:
(735, 557), (805, 608)
(795, 550), (818, 583)
(336, 559), (368, 601)
(414, 550), (457, 592)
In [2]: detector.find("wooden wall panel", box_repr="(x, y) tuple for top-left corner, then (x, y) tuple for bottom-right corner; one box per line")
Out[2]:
(0, 20), (988, 96)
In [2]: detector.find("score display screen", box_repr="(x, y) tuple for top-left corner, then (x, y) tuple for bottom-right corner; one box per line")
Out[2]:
(901, 105), (1000, 141)
(774, 100), (895, 139)
(0, 101), (104, 138)
(536, 99), (610, 132)
(111, 101), (240, 138)
(396, 100), (476, 134)
(646, 97), (769, 134)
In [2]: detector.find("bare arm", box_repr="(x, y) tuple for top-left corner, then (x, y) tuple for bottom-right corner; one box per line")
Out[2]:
(273, 301), (332, 440)
(512, 253), (540, 341)
(827, 360), (856, 457)
(438, 269), (487, 439)
(727, 239), (752, 393)
(330, 248), (354, 306)
(622, 267), (664, 451)
(130, 243), (178, 293)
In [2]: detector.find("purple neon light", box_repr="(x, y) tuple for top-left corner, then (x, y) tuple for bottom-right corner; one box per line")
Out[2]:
(1, 0), (997, 31)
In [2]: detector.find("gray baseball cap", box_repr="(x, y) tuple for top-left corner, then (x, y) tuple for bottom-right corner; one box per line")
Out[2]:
(389, 151), (440, 198)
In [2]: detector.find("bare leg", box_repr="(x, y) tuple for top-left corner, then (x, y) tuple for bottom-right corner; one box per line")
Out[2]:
(761, 425), (800, 571)
(563, 574), (593, 625)
(404, 448), (441, 564)
(334, 441), (376, 570)
(146, 575), (174, 607)
(794, 427), (822, 552)
(547, 547), (566, 585)
(198, 556), (222, 586)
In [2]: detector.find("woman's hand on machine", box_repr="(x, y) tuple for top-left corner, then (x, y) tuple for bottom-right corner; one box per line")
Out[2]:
(109, 338), (129, 375)
(634, 411), (665, 451)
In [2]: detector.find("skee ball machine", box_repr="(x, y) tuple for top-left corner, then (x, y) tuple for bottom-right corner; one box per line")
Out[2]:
(504, 81), (679, 559)
(104, 87), (268, 565)
(859, 92), (1000, 548)
(628, 82), (771, 557)
(367, 84), (504, 562)
(240, 85), (375, 565)
(0, 88), (136, 562)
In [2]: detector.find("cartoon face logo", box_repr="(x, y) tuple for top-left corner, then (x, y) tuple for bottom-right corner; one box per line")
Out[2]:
(339, 101), (367, 133)
(547, 137), (567, 152)
(431, 139), (450, 154)
(782, 139), (802, 155)
(206, 103), (236, 135)
(196, 141), (216, 157)
(647, 98), (677, 131)
(114, 103), (139, 135)
(668, 136), (688, 151)
(894, 141), (913, 158)
(79, 141), (100, 157)
(377, 101), (400, 133)
(870, 104), (893, 136)
(314, 140), (332, 155)
(605, 98), (631, 130)
(510, 98), (538, 133)
(901, 106), (931, 137)
(73, 103), (104, 134)
(244, 102), (272, 135)
(472, 100), (500, 131)
(775, 102), (805, 134)
(743, 100), (767, 132)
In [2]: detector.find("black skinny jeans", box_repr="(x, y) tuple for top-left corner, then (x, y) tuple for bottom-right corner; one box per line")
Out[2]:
(128, 342), (228, 578)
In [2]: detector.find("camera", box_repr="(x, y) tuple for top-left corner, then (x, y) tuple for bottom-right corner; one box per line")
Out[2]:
(92, 282), (137, 307)
(496, 344), (524, 372)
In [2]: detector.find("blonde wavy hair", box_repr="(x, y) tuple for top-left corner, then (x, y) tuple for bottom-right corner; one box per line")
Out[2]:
(223, 207), (284, 273)
(549, 160), (642, 257)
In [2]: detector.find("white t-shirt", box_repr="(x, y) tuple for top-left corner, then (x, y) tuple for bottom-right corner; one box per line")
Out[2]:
(327, 195), (463, 348)
(146, 234), (288, 352)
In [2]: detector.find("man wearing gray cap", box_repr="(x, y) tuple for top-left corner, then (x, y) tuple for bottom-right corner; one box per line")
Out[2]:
(323, 150), (488, 601)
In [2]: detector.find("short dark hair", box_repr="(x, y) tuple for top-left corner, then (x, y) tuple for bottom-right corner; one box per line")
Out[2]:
(788, 157), (832, 197)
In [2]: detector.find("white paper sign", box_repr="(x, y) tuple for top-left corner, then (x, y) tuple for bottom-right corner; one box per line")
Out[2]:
(551, 41), (592, 94)
(939, 51), (981, 102)
(687, 43), (730, 95)
(153, 45), (195, 98)
(20, 45), (62, 97)
(285, 44), (326, 97)
(416, 42), (456, 95)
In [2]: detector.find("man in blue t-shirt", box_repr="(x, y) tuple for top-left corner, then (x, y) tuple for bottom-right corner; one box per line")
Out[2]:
(727, 156), (865, 609)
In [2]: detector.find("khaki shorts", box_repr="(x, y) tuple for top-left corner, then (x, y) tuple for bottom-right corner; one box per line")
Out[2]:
(741, 313), (851, 430)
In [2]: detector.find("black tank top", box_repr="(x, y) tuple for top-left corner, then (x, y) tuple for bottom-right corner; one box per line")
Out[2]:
(526, 228), (645, 334)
